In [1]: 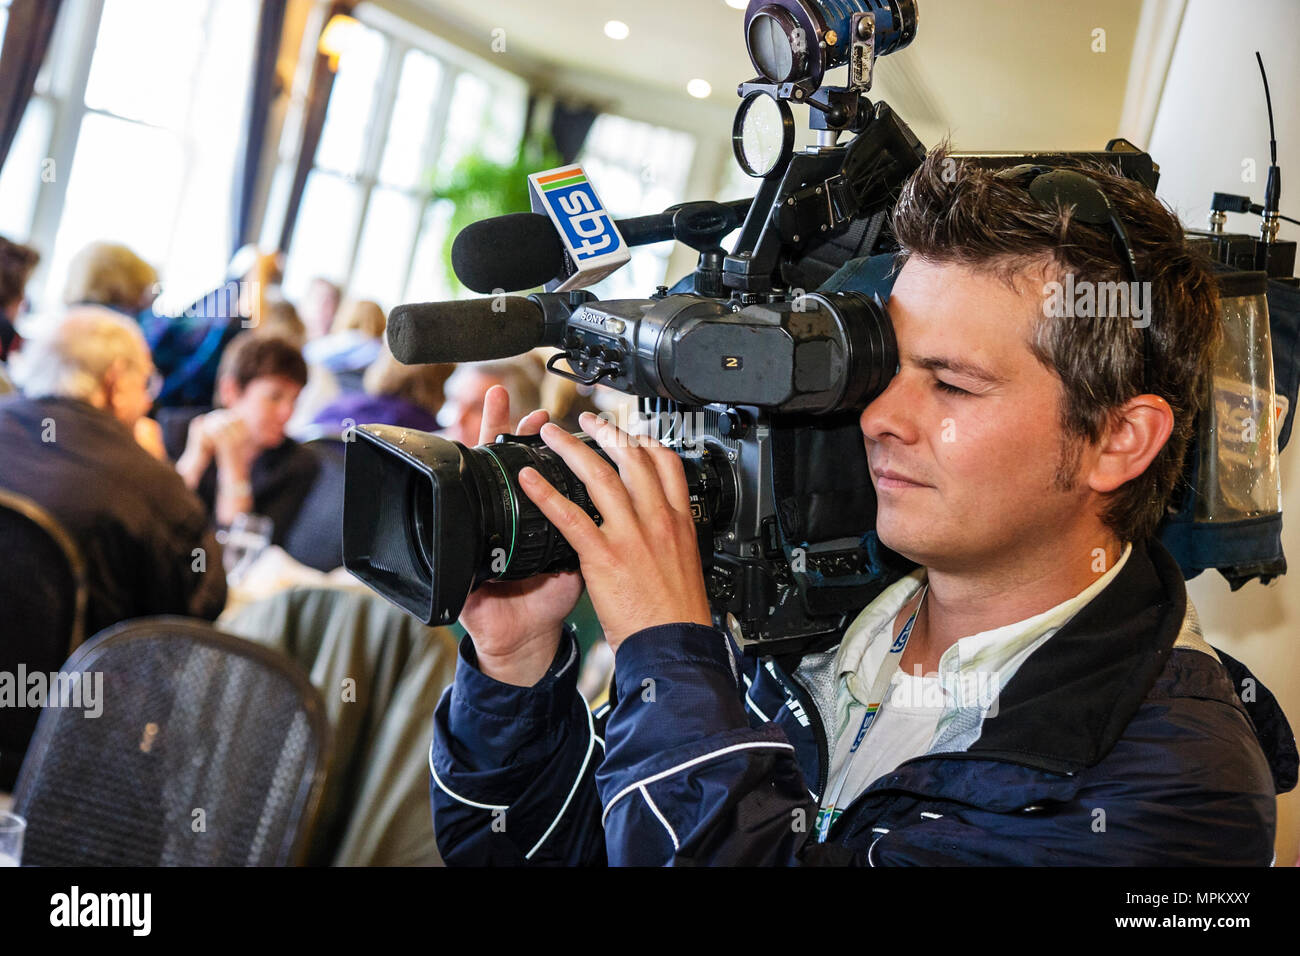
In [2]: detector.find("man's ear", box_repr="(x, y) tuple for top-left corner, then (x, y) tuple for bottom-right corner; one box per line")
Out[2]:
(1086, 395), (1175, 494)
(100, 356), (128, 408)
(216, 376), (241, 409)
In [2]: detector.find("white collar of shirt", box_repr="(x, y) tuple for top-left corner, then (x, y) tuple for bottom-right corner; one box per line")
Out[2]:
(831, 542), (1134, 741)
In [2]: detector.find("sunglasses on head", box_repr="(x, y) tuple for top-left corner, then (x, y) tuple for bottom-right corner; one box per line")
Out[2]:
(996, 163), (1154, 393)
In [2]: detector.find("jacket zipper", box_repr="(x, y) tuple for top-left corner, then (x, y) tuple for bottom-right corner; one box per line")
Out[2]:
(774, 661), (831, 801)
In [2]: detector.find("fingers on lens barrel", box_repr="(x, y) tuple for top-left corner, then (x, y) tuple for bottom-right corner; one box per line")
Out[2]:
(541, 422), (635, 519)
(576, 413), (680, 517)
(519, 466), (604, 553)
(517, 409), (549, 436)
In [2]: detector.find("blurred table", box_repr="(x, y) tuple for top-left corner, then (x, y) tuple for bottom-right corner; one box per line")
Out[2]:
(219, 545), (362, 623)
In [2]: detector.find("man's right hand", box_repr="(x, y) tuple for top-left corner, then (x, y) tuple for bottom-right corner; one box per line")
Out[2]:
(457, 385), (584, 687)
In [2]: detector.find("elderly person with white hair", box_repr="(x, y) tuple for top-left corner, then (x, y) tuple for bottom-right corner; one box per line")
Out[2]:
(0, 306), (227, 639)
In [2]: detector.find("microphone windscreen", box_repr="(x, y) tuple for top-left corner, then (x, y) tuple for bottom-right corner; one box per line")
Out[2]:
(387, 297), (545, 365)
(452, 213), (565, 294)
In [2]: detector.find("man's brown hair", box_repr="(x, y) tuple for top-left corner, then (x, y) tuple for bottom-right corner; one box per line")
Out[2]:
(889, 143), (1221, 543)
(216, 330), (308, 397)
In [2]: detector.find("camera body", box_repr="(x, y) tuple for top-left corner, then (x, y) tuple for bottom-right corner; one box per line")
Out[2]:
(344, 284), (902, 648)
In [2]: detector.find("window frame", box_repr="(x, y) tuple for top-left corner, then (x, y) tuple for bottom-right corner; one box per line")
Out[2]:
(274, 2), (536, 307)
(10, 0), (260, 312)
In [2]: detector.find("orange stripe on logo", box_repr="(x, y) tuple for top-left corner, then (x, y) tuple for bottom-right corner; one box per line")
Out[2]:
(536, 166), (582, 185)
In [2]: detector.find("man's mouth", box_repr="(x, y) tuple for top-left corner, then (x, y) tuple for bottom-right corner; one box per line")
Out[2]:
(872, 467), (931, 490)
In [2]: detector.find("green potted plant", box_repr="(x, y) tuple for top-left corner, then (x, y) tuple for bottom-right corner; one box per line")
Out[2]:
(432, 134), (565, 295)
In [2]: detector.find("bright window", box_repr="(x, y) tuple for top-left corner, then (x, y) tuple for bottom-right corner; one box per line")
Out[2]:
(0, 99), (51, 241)
(578, 114), (697, 300)
(280, 170), (366, 298)
(2, 0), (259, 315)
(52, 112), (187, 279)
(277, 20), (527, 312)
(349, 186), (421, 304)
(314, 24), (388, 178)
(379, 49), (444, 190)
(82, 0), (209, 128)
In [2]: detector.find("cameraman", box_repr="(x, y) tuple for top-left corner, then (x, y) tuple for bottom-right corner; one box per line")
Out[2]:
(428, 146), (1293, 865)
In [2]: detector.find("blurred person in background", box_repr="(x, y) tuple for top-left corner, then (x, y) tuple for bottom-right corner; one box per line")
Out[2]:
(303, 298), (386, 394)
(61, 240), (158, 314)
(0, 236), (41, 396)
(141, 245), (286, 409)
(0, 306), (226, 635)
(282, 347), (453, 572)
(335, 299), (386, 339)
(281, 294), (350, 436)
(439, 355), (543, 446)
(175, 331), (318, 546)
(258, 295), (308, 348)
(300, 276), (342, 341)
(311, 343), (452, 434)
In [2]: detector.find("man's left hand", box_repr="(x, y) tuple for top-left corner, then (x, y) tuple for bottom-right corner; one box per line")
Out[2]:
(518, 412), (713, 652)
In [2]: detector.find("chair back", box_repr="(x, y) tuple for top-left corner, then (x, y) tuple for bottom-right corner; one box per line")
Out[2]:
(0, 489), (87, 789)
(224, 586), (459, 865)
(11, 617), (331, 866)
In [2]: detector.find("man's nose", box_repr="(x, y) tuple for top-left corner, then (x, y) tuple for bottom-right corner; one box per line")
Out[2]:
(859, 372), (920, 446)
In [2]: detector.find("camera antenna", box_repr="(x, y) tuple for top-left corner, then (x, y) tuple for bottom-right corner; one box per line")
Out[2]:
(1255, 52), (1283, 245)
(1207, 55), (1297, 233)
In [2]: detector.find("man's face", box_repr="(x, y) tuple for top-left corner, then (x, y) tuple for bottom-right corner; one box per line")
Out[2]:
(302, 279), (339, 339)
(227, 375), (302, 450)
(859, 257), (1099, 573)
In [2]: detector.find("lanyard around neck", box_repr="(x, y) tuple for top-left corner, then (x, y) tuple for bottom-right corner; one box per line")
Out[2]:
(815, 583), (928, 843)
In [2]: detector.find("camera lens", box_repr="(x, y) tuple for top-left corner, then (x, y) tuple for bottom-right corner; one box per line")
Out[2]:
(408, 477), (435, 580)
(462, 433), (732, 583)
(342, 424), (733, 626)
(464, 435), (602, 580)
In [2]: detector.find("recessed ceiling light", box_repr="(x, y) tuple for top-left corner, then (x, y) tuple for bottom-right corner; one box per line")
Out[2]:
(725, 0), (747, 9)
(687, 79), (712, 99)
(604, 20), (630, 40)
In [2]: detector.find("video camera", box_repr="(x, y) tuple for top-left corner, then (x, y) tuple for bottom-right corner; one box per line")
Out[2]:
(339, 0), (1270, 652)
(342, 1), (936, 654)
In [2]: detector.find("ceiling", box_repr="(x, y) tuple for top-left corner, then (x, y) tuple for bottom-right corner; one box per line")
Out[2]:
(401, 0), (1147, 151)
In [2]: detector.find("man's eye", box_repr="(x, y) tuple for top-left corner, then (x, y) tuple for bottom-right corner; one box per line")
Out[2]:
(935, 380), (969, 396)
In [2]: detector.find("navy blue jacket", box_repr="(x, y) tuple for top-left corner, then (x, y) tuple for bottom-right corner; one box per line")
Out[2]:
(429, 537), (1295, 865)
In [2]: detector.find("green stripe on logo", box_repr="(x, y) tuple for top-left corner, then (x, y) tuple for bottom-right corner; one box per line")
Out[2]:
(542, 174), (586, 191)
